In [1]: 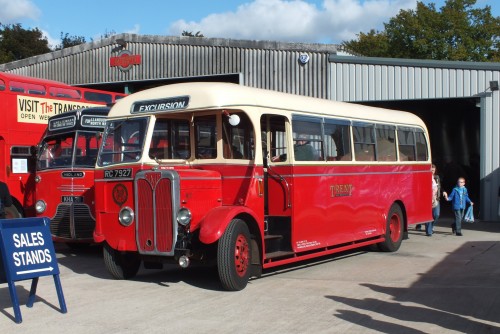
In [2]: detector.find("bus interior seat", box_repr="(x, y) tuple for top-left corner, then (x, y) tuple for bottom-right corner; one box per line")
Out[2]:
(340, 153), (352, 161)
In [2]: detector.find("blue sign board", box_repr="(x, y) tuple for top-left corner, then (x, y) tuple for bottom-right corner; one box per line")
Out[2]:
(0, 217), (66, 323)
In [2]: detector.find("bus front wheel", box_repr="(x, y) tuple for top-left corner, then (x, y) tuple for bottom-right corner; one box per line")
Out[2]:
(217, 219), (251, 291)
(379, 204), (404, 252)
(103, 243), (141, 279)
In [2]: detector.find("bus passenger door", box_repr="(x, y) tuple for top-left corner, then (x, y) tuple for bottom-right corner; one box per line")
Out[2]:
(261, 115), (293, 257)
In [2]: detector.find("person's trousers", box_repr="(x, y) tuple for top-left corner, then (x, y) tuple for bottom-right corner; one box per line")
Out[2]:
(425, 203), (440, 235)
(452, 208), (465, 234)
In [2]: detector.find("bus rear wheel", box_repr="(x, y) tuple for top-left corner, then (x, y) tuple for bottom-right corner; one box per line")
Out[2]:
(217, 219), (251, 291)
(103, 243), (141, 279)
(378, 204), (404, 252)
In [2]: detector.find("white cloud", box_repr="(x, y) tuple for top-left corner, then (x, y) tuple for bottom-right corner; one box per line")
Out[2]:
(41, 29), (59, 50)
(0, 0), (40, 23)
(168, 0), (417, 44)
(125, 24), (141, 35)
(320, 0), (416, 41)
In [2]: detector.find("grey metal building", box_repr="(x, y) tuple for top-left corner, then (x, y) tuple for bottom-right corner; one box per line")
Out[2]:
(1, 33), (499, 221)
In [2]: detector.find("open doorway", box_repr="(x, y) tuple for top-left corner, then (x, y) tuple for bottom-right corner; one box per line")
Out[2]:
(359, 97), (480, 217)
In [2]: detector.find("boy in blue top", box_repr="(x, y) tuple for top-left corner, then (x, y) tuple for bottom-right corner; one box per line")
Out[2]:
(443, 177), (473, 236)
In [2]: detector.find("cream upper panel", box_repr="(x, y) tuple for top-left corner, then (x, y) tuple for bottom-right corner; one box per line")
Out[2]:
(107, 82), (428, 130)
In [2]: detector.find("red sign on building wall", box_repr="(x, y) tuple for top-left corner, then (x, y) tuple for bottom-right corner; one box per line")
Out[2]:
(110, 50), (142, 71)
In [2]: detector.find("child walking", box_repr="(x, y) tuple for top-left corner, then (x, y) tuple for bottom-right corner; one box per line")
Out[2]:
(443, 177), (473, 236)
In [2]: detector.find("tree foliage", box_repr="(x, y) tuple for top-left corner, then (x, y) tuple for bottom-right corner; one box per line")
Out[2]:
(342, 0), (500, 61)
(54, 32), (86, 50)
(182, 31), (204, 37)
(0, 23), (50, 63)
(97, 29), (117, 41)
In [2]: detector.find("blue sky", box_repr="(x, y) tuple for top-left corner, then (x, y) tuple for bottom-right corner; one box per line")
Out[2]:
(0, 0), (498, 48)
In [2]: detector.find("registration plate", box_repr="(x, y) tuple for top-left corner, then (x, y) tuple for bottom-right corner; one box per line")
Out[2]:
(104, 168), (133, 179)
(61, 196), (84, 203)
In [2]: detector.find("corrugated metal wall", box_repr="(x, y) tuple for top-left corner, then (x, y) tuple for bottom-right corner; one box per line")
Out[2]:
(329, 56), (500, 221)
(329, 57), (500, 102)
(0, 34), (335, 99)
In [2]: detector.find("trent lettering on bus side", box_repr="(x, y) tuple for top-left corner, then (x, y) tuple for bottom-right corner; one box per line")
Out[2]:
(330, 184), (353, 197)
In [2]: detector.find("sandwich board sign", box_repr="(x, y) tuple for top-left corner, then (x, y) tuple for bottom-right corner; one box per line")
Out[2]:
(0, 217), (67, 323)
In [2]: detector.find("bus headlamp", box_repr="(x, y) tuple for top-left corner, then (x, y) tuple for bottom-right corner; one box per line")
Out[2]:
(177, 208), (192, 226)
(35, 175), (41, 183)
(118, 206), (135, 226)
(35, 200), (46, 214)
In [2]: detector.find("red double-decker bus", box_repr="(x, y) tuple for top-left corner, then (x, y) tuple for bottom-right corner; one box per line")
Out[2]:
(94, 82), (433, 291)
(0, 72), (124, 218)
(35, 107), (110, 246)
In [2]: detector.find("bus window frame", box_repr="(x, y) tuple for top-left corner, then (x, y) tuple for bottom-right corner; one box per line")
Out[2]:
(291, 115), (323, 162)
(323, 118), (352, 162)
(375, 124), (397, 162)
(222, 111), (254, 160)
(352, 122), (376, 161)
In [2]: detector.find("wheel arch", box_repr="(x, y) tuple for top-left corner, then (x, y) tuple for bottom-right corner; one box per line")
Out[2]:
(379, 201), (405, 252)
(198, 206), (261, 246)
(393, 199), (408, 232)
(235, 212), (262, 268)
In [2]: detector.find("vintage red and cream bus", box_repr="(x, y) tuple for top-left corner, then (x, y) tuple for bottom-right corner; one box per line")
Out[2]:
(0, 72), (125, 218)
(94, 82), (432, 291)
(35, 107), (110, 246)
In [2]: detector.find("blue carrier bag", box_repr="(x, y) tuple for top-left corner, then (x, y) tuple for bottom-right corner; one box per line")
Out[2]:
(464, 206), (475, 223)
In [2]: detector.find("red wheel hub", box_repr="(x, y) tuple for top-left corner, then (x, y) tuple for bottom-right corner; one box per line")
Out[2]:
(234, 233), (249, 277)
(389, 214), (401, 242)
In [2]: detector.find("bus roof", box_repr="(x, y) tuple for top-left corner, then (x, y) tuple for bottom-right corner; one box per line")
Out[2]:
(0, 71), (72, 87)
(109, 82), (426, 128)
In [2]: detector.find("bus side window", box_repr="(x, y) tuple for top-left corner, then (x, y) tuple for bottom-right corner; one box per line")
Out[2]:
(10, 86), (24, 93)
(353, 123), (376, 161)
(415, 131), (429, 161)
(261, 115), (288, 163)
(49, 87), (81, 99)
(195, 115), (217, 159)
(222, 112), (254, 160)
(149, 119), (169, 159)
(149, 137), (168, 159)
(376, 125), (397, 161)
(397, 129), (416, 161)
(28, 89), (45, 95)
(291, 116), (322, 161)
(324, 119), (351, 161)
(84, 91), (112, 104)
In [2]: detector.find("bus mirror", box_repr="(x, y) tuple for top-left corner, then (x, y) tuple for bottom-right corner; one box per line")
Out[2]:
(223, 110), (240, 126)
(228, 114), (240, 126)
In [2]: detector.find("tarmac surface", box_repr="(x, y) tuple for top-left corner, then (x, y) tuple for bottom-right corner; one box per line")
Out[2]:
(1, 217), (500, 333)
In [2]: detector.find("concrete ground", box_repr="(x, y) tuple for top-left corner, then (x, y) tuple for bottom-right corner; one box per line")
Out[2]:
(1, 217), (499, 333)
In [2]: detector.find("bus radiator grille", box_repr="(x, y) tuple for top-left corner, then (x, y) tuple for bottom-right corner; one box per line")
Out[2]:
(72, 204), (96, 239)
(136, 174), (174, 254)
(50, 203), (95, 240)
(50, 204), (72, 239)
